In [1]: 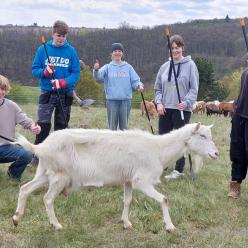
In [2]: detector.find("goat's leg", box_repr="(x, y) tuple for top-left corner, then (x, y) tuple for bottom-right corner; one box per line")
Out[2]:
(43, 174), (69, 230)
(193, 154), (204, 174)
(121, 182), (133, 229)
(12, 168), (48, 226)
(134, 182), (176, 232)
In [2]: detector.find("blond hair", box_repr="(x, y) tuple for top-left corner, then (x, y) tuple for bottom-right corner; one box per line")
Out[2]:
(0, 75), (11, 94)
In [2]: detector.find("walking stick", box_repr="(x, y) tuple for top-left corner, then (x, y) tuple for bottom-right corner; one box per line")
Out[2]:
(240, 18), (248, 52)
(165, 28), (194, 177)
(41, 37), (95, 110)
(165, 28), (184, 121)
(41, 36), (68, 127)
(140, 92), (154, 134)
(0, 134), (15, 142)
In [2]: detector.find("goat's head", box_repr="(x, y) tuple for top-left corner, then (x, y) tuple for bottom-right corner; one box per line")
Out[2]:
(186, 123), (219, 160)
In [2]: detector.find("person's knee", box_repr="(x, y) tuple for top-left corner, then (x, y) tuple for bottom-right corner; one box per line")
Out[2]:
(20, 149), (33, 164)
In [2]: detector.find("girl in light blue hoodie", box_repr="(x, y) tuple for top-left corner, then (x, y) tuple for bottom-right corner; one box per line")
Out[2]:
(93, 43), (144, 130)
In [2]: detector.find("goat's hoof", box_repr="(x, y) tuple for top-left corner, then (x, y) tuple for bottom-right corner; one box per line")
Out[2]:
(166, 224), (176, 233)
(123, 222), (133, 229)
(121, 218), (132, 229)
(53, 223), (63, 230)
(60, 188), (68, 197)
(12, 215), (19, 226)
(124, 223), (133, 230)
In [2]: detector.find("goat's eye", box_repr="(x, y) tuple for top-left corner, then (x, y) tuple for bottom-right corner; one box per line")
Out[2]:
(200, 134), (206, 139)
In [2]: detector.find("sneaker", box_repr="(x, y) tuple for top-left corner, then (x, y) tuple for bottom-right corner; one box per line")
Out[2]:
(7, 170), (21, 183)
(164, 170), (184, 179)
(29, 156), (39, 167)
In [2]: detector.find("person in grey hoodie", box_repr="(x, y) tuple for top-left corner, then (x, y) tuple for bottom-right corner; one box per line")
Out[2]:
(93, 43), (144, 130)
(154, 34), (199, 179)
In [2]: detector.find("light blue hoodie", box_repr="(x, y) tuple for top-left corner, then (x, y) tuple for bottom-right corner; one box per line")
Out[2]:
(93, 61), (142, 100)
(32, 40), (80, 93)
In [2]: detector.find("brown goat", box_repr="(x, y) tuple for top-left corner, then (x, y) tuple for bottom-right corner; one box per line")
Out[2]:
(140, 100), (157, 118)
(219, 101), (234, 117)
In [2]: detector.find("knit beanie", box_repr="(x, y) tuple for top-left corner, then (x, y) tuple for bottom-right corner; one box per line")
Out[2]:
(111, 43), (124, 52)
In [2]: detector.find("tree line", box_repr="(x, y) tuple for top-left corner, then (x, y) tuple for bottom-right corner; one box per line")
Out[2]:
(0, 17), (247, 101)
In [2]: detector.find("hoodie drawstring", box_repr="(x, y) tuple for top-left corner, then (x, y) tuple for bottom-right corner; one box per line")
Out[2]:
(168, 62), (181, 82)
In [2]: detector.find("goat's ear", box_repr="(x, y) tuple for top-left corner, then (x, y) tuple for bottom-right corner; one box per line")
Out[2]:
(192, 122), (201, 134)
(208, 124), (214, 129)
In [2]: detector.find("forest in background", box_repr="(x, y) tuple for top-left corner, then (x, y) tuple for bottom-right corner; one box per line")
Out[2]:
(0, 16), (247, 88)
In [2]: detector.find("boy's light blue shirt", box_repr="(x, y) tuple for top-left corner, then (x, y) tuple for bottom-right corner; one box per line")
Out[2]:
(93, 61), (142, 100)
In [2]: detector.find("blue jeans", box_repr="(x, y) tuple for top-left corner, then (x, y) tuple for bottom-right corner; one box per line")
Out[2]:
(106, 100), (131, 130)
(0, 144), (33, 179)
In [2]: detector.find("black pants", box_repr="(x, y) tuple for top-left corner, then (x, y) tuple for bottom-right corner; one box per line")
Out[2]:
(34, 91), (73, 145)
(230, 114), (248, 183)
(159, 109), (191, 173)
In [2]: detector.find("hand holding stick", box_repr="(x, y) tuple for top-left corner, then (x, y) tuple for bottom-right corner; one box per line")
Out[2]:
(41, 36), (95, 109)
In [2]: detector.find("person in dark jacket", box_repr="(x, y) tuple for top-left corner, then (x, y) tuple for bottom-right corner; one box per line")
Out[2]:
(228, 63), (248, 198)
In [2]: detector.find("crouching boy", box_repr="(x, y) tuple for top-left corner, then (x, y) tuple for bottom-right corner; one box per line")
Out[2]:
(0, 75), (41, 181)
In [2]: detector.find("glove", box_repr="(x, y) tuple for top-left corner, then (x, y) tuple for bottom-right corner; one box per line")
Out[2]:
(51, 79), (67, 90)
(44, 63), (55, 77)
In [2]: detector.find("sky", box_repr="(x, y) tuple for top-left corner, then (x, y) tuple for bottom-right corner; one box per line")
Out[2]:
(0, 0), (247, 28)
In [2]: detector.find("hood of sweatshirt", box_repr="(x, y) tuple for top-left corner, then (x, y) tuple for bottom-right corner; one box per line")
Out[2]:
(169, 55), (192, 65)
(109, 61), (128, 67)
(47, 40), (69, 48)
(167, 56), (192, 82)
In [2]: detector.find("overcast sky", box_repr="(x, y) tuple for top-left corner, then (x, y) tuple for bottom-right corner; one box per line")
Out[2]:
(0, 0), (247, 28)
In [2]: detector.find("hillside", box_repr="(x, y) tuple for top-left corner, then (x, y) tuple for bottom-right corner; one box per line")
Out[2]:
(0, 17), (247, 87)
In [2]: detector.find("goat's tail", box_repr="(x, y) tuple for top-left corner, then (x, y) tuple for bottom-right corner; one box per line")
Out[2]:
(15, 134), (37, 155)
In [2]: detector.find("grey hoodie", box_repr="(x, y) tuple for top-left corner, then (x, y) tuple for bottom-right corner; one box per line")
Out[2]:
(154, 55), (199, 112)
(0, 99), (33, 145)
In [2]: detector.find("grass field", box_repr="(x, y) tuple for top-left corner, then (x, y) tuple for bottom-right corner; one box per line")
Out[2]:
(1, 104), (248, 248)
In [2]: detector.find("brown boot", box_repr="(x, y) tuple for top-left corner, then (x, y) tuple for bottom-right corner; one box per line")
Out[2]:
(228, 181), (240, 199)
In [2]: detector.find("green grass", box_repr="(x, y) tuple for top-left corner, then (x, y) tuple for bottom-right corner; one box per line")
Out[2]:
(1, 104), (247, 248)
(7, 86), (40, 104)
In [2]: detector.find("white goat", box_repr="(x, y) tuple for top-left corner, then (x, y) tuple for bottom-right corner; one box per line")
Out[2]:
(12, 123), (218, 232)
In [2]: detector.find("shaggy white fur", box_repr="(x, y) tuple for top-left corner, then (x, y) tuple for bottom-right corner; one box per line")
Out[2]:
(12, 123), (218, 231)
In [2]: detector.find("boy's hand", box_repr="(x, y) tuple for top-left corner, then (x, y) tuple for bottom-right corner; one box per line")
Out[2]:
(51, 79), (67, 90)
(44, 63), (55, 77)
(31, 122), (41, 135)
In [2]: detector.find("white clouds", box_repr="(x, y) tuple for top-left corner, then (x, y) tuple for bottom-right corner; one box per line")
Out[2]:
(0, 0), (247, 28)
